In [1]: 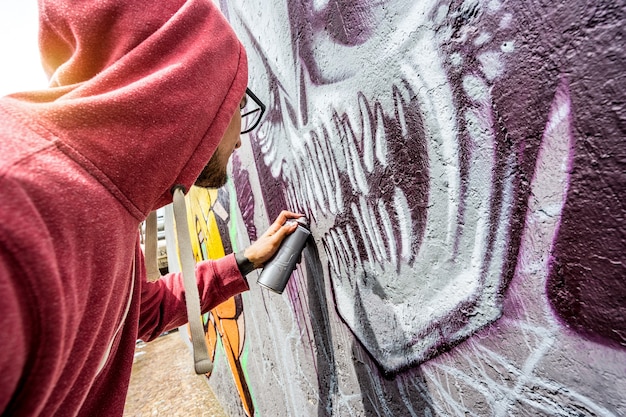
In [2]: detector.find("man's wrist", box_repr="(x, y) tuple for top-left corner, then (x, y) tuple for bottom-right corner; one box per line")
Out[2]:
(235, 250), (255, 276)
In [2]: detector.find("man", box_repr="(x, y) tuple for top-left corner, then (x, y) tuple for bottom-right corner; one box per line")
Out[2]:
(0, 0), (300, 415)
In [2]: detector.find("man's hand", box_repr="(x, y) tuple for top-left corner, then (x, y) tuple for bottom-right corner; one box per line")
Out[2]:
(243, 210), (304, 269)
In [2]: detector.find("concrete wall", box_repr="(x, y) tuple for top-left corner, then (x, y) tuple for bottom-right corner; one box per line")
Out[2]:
(191, 0), (625, 415)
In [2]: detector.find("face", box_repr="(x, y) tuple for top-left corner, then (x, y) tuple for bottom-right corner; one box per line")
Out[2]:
(195, 97), (245, 188)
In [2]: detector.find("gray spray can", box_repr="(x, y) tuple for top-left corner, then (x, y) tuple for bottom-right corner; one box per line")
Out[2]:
(257, 217), (310, 294)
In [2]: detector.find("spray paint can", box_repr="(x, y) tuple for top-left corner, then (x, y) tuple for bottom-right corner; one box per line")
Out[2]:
(257, 217), (311, 294)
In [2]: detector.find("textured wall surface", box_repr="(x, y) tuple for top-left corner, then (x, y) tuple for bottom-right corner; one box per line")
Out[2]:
(190, 0), (625, 415)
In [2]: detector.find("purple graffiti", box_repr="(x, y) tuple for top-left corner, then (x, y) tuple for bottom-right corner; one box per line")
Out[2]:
(232, 154), (258, 241)
(236, 0), (529, 373)
(545, 0), (626, 348)
(221, 0), (625, 415)
(229, 0), (625, 371)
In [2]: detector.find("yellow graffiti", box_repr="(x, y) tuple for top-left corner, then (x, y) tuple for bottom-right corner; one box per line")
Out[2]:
(185, 186), (254, 417)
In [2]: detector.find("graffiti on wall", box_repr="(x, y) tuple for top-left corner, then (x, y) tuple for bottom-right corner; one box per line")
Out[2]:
(229, 0), (542, 372)
(185, 186), (254, 416)
(213, 0), (625, 415)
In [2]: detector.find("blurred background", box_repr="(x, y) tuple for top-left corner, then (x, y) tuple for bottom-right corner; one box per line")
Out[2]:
(0, 1), (48, 96)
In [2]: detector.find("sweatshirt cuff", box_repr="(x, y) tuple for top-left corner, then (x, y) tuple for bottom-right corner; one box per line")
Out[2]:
(196, 254), (250, 305)
(235, 250), (255, 276)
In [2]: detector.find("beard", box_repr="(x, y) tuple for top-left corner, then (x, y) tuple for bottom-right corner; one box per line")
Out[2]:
(194, 150), (228, 188)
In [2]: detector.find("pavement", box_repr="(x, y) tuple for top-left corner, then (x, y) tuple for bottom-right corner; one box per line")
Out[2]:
(123, 330), (228, 417)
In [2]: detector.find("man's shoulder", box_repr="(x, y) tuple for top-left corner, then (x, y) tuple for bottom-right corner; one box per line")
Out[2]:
(0, 100), (57, 179)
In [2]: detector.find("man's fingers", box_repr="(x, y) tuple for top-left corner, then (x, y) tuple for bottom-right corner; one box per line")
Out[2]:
(266, 210), (304, 235)
(274, 210), (304, 226)
(269, 220), (298, 244)
(245, 211), (306, 267)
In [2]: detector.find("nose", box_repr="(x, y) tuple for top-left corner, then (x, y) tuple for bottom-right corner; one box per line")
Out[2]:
(235, 136), (242, 149)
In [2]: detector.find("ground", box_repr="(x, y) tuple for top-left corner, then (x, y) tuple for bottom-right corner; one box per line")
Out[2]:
(124, 330), (228, 417)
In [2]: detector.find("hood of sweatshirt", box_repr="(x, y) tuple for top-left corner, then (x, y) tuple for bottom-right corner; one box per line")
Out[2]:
(5, 0), (247, 218)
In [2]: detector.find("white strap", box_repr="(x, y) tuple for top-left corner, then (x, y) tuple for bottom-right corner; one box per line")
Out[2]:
(97, 258), (136, 376)
(172, 186), (213, 375)
(144, 211), (160, 282)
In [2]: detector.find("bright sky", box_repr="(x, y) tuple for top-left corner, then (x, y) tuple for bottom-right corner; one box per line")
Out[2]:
(0, 1), (48, 96)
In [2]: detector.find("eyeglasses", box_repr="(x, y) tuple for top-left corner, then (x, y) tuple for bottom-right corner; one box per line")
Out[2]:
(241, 88), (266, 134)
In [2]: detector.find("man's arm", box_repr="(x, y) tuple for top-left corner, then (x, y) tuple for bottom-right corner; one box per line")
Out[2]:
(137, 210), (303, 341)
(137, 253), (247, 342)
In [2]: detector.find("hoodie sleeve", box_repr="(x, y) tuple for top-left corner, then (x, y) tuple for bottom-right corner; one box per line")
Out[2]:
(138, 253), (249, 342)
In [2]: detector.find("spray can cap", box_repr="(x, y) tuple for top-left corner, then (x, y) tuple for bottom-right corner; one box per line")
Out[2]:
(291, 216), (309, 229)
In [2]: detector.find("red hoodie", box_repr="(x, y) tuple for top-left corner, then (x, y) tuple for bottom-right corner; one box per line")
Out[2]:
(0, 0), (249, 415)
